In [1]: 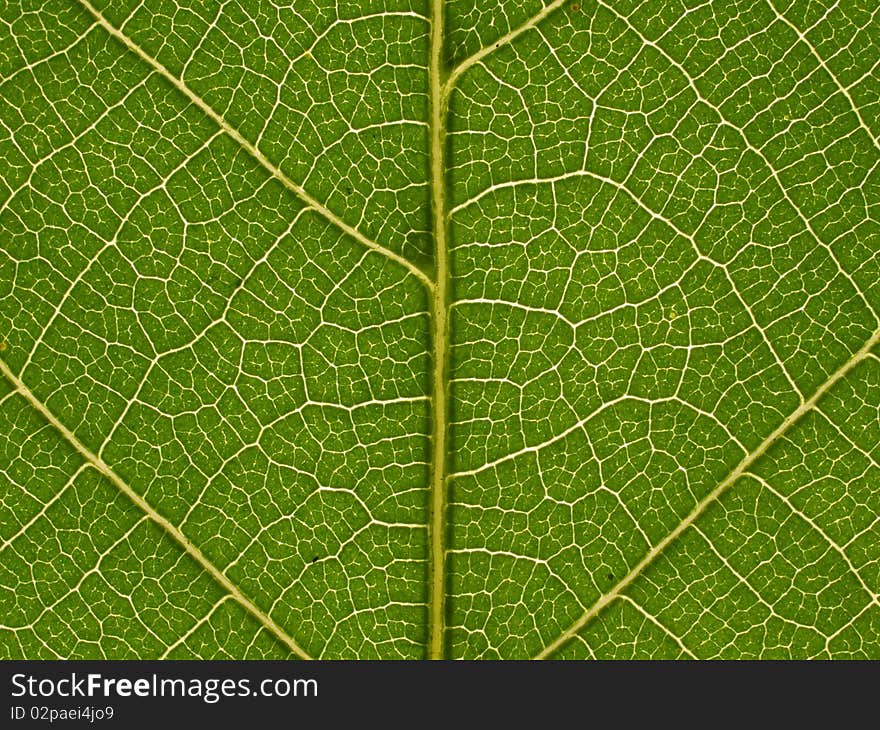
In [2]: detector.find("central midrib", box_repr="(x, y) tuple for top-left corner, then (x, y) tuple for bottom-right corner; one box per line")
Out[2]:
(427, 0), (451, 661)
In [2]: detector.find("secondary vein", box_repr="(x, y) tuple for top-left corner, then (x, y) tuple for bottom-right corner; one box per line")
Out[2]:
(444, 0), (569, 95)
(75, 0), (434, 292)
(0, 357), (313, 661)
(535, 325), (880, 659)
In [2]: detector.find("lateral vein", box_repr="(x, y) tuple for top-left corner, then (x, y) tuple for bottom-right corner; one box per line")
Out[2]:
(534, 325), (880, 659)
(75, 0), (434, 292)
(444, 0), (569, 95)
(0, 357), (313, 661)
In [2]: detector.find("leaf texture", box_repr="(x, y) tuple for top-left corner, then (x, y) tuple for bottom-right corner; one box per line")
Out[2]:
(1, 0), (878, 659)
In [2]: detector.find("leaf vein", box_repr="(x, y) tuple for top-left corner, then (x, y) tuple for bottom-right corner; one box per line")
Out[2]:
(0, 356), (313, 661)
(74, 0), (434, 291)
(534, 325), (880, 659)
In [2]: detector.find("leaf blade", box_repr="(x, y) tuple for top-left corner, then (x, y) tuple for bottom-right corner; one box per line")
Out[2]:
(2, 0), (878, 659)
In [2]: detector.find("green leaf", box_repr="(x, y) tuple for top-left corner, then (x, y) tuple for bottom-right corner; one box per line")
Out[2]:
(1, 0), (878, 659)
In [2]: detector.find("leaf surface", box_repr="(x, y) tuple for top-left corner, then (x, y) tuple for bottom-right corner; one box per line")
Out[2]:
(1, 0), (878, 659)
